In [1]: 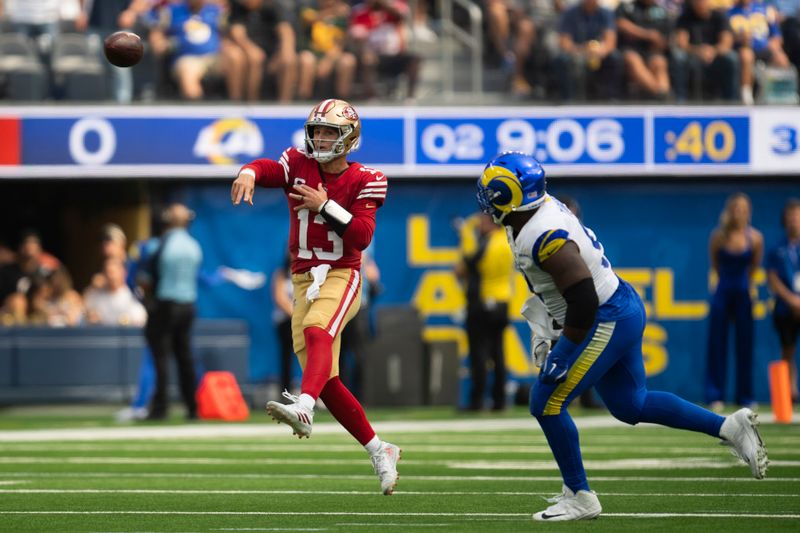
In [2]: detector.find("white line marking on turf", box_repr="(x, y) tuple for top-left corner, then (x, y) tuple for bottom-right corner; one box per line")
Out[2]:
(5, 456), (794, 470)
(1, 511), (798, 519)
(1, 443), (796, 455)
(3, 472), (799, 482)
(0, 489), (795, 498)
(335, 524), (449, 528)
(214, 527), (328, 531)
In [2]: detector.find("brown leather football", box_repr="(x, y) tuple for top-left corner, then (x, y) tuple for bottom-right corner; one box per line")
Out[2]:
(103, 31), (143, 68)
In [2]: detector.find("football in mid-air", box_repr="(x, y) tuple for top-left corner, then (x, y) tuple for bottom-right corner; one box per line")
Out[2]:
(103, 31), (143, 68)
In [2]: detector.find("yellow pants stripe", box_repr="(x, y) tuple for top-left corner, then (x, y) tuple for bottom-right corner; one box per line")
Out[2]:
(543, 322), (616, 415)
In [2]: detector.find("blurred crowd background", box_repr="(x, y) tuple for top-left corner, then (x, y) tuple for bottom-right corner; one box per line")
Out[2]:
(0, 0), (798, 105)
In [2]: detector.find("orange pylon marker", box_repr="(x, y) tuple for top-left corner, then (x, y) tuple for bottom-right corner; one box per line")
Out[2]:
(196, 371), (250, 421)
(768, 361), (793, 424)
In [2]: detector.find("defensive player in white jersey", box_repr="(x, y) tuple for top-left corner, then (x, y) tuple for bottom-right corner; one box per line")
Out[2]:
(476, 152), (769, 521)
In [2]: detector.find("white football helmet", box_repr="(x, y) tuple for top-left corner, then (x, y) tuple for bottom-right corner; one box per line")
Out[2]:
(304, 99), (361, 163)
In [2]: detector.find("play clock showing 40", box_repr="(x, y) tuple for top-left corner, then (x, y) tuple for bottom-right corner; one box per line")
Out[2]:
(654, 116), (749, 164)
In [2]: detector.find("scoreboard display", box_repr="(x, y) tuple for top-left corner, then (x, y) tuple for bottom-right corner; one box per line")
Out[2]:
(0, 106), (798, 178)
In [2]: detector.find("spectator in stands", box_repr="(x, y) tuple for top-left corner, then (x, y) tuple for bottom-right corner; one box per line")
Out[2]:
(44, 266), (84, 327)
(85, 257), (147, 326)
(766, 198), (800, 403)
(88, 223), (130, 291)
(456, 212), (515, 411)
(1, 0), (61, 53)
(149, 0), (246, 101)
(554, 0), (623, 101)
(673, 0), (739, 101)
(482, 1), (538, 97)
(616, 0), (672, 99)
(78, 0), (138, 103)
(140, 203), (202, 421)
(297, 0), (356, 100)
(350, 0), (420, 100)
(0, 229), (60, 306)
(774, 0), (800, 78)
(706, 193), (763, 411)
(228, 0), (298, 102)
(271, 252), (296, 395)
(0, 291), (27, 326)
(25, 275), (51, 325)
(728, 0), (791, 104)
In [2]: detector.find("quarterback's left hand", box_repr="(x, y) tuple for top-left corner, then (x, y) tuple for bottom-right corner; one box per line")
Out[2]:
(540, 352), (569, 384)
(290, 183), (328, 212)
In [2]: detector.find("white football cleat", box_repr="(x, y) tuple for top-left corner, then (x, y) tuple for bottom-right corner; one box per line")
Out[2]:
(371, 441), (401, 495)
(533, 486), (602, 521)
(266, 391), (313, 439)
(720, 407), (768, 479)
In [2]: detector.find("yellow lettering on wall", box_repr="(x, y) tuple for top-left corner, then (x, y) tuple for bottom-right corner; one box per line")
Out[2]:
(751, 268), (767, 320)
(654, 268), (708, 319)
(423, 326), (469, 357)
(508, 273), (530, 319)
(412, 270), (465, 316)
(407, 215), (460, 266)
(617, 268), (653, 317)
(504, 326), (535, 376)
(642, 322), (668, 376)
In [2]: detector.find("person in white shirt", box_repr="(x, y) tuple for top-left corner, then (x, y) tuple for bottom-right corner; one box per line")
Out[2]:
(84, 257), (147, 327)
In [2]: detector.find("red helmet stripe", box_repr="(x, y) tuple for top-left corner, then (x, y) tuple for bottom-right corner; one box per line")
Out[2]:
(313, 99), (336, 118)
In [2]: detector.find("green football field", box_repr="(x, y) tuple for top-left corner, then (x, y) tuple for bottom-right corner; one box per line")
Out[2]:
(0, 405), (797, 532)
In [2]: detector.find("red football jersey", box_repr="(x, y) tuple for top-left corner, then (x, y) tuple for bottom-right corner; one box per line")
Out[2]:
(241, 147), (387, 274)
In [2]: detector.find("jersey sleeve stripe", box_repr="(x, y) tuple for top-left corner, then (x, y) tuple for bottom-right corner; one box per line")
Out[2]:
(357, 193), (387, 199)
(532, 229), (570, 268)
(279, 150), (291, 183)
(543, 322), (616, 415)
(365, 181), (388, 187)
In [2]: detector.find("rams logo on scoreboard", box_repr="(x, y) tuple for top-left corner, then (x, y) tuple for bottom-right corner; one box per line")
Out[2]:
(193, 118), (263, 165)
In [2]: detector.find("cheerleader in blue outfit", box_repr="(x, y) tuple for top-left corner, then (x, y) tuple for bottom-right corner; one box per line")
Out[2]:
(706, 193), (763, 410)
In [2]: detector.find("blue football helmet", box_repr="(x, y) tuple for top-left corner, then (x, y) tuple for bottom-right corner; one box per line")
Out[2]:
(477, 152), (546, 223)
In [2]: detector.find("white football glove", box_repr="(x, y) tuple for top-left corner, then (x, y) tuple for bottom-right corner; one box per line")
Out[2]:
(532, 335), (552, 369)
(521, 295), (562, 369)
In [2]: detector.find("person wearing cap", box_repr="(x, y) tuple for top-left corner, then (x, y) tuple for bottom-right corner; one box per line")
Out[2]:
(138, 203), (203, 420)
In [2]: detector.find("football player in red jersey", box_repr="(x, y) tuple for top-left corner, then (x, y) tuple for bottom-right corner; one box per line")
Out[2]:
(230, 99), (400, 495)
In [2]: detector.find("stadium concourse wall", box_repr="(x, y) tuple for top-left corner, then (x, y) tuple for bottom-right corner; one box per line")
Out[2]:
(1, 105), (799, 406)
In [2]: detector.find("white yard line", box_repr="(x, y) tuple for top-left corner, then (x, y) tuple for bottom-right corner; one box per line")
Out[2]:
(1, 414), (797, 442)
(0, 443), (797, 456)
(0, 489), (795, 498)
(2, 455), (795, 470)
(2, 472), (799, 482)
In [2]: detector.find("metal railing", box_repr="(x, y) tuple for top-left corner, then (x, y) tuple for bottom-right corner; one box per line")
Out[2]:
(437, 0), (483, 98)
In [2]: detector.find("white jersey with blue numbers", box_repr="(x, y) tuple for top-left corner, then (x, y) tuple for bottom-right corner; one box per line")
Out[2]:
(507, 194), (619, 324)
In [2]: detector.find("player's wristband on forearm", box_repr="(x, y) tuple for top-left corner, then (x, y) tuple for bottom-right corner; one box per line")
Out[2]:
(319, 199), (353, 236)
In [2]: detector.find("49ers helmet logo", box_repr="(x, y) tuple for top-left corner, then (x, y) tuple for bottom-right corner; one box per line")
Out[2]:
(341, 106), (359, 122)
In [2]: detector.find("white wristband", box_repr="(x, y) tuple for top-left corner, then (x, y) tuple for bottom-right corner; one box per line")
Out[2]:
(321, 199), (353, 225)
(239, 168), (256, 179)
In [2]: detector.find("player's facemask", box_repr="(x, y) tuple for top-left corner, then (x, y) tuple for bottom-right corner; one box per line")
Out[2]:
(304, 99), (361, 163)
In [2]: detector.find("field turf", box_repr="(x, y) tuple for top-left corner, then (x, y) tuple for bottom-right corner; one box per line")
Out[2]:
(0, 405), (797, 532)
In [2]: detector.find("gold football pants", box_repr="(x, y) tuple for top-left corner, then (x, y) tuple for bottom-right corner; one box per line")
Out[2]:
(291, 267), (362, 378)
